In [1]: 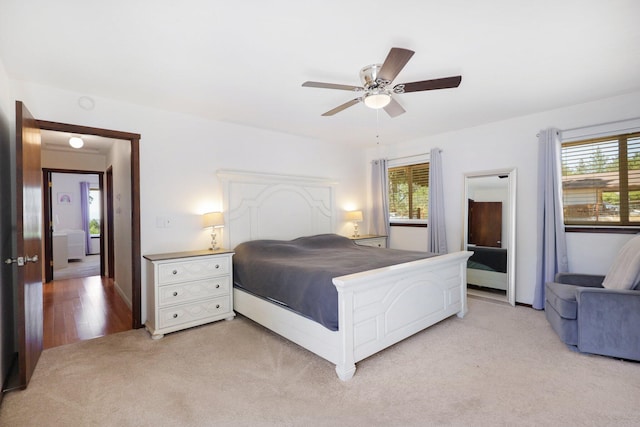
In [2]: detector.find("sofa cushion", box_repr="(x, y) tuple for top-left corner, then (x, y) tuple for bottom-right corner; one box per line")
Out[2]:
(545, 281), (580, 319)
(602, 235), (640, 290)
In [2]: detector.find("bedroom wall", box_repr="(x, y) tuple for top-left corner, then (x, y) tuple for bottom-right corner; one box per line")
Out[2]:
(9, 80), (367, 323)
(106, 140), (133, 307)
(367, 90), (640, 305)
(42, 148), (106, 171)
(50, 173), (99, 231)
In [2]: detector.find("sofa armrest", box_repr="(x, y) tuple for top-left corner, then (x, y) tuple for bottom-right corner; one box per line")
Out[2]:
(576, 288), (640, 361)
(555, 273), (605, 287)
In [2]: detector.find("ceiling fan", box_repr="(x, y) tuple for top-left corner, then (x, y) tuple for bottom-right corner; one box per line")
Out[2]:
(302, 47), (462, 118)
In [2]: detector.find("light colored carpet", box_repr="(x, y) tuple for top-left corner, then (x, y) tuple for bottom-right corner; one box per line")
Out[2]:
(1, 298), (638, 426)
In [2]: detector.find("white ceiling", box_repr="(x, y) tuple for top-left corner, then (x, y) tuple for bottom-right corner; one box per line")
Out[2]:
(1, 1), (639, 147)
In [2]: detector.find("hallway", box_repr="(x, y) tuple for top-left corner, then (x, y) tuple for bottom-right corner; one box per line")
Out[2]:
(43, 276), (132, 349)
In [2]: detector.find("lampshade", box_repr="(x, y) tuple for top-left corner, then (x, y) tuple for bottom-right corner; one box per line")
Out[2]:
(345, 210), (363, 222)
(202, 212), (224, 228)
(69, 136), (84, 149)
(363, 93), (391, 109)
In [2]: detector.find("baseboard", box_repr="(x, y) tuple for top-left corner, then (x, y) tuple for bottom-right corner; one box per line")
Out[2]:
(113, 281), (132, 310)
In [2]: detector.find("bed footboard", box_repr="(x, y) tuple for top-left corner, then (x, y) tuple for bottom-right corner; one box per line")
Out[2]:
(332, 251), (472, 377)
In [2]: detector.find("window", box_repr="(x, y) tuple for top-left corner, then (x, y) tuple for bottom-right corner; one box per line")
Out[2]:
(561, 131), (640, 227)
(89, 188), (101, 235)
(388, 162), (429, 223)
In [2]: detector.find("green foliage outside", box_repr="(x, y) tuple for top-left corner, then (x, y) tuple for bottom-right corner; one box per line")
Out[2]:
(89, 219), (100, 235)
(389, 181), (428, 219)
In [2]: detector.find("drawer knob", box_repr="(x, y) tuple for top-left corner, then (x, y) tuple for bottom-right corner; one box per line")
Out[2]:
(215, 284), (220, 289)
(215, 264), (220, 269)
(173, 291), (178, 297)
(172, 270), (178, 275)
(216, 304), (220, 309)
(173, 313), (178, 318)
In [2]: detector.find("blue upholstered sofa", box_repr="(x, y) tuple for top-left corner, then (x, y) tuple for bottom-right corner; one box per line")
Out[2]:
(544, 236), (640, 361)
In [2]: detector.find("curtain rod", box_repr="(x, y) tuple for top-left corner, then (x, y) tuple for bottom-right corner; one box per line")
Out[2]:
(386, 150), (442, 162)
(537, 117), (640, 138)
(560, 116), (640, 133)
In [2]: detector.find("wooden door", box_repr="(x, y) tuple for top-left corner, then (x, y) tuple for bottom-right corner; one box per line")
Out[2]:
(468, 200), (502, 248)
(13, 101), (43, 388)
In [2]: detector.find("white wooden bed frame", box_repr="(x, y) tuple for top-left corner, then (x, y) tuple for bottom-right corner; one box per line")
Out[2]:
(467, 267), (508, 291)
(219, 170), (472, 380)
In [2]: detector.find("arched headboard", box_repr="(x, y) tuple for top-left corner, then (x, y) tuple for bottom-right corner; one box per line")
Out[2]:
(217, 170), (337, 249)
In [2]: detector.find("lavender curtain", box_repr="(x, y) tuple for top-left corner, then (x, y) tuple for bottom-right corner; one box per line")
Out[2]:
(371, 159), (390, 237)
(80, 181), (91, 255)
(427, 148), (447, 254)
(534, 128), (569, 309)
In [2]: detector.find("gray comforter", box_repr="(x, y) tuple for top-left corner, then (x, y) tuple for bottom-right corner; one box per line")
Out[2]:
(233, 234), (436, 331)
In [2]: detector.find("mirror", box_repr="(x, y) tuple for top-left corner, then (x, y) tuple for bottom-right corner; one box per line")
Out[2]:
(463, 168), (516, 306)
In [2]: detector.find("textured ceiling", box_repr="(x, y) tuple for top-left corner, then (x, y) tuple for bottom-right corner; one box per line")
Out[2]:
(1, 0), (639, 147)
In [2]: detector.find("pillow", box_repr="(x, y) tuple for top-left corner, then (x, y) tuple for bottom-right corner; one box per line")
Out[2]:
(602, 235), (640, 290)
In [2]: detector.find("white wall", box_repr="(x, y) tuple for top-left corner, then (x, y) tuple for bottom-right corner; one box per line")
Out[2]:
(10, 80), (367, 322)
(107, 140), (133, 306)
(42, 148), (106, 171)
(367, 90), (640, 305)
(50, 172), (99, 231)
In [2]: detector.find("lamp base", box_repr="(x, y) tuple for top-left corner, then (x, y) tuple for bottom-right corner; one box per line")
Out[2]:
(210, 231), (219, 251)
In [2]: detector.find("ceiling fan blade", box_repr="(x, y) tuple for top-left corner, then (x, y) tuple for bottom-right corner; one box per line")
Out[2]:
(321, 98), (361, 116)
(302, 81), (364, 91)
(378, 48), (415, 83)
(383, 97), (406, 118)
(396, 75), (462, 93)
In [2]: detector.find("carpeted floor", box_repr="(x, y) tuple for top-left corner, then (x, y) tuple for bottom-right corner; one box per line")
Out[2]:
(1, 298), (638, 426)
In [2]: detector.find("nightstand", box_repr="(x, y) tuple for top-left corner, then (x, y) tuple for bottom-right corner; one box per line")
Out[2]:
(350, 234), (387, 248)
(143, 249), (235, 339)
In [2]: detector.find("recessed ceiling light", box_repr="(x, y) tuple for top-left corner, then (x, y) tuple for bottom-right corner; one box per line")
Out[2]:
(78, 96), (95, 110)
(69, 136), (84, 149)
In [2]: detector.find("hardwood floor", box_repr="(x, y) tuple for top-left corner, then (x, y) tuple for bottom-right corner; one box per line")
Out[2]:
(43, 276), (132, 349)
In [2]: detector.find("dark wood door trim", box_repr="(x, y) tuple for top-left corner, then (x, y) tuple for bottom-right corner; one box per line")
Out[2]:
(43, 170), (53, 283)
(42, 169), (106, 282)
(106, 166), (115, 279)
(37, 120), (142, 329)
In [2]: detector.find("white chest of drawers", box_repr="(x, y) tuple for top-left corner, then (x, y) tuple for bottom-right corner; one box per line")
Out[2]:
(144, 249), (235, 339)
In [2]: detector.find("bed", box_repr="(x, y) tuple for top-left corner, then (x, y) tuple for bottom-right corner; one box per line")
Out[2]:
(466, 245), (508, 291)
(219, 170), (472, 380)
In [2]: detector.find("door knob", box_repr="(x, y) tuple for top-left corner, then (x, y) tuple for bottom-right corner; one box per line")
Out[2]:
(5, 257), (25, 266)
(5, 255), (38, 266)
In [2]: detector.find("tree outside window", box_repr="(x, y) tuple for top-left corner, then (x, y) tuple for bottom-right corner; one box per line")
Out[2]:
(388, 162), (429, 221)
(89, 188), (101, 235)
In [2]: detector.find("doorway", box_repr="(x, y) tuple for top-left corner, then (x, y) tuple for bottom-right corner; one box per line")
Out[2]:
(43, 170), (105, 282)
(37, 120), (142, 328)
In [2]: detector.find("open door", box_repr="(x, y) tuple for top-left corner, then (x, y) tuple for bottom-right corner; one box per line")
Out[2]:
(468, 200), (503, 248)
(7, 101), (44, 388)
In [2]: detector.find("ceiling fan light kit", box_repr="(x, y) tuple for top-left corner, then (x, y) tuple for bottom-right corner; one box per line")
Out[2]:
(302, 47), (462, 117)
(363, 92), (391, 109)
